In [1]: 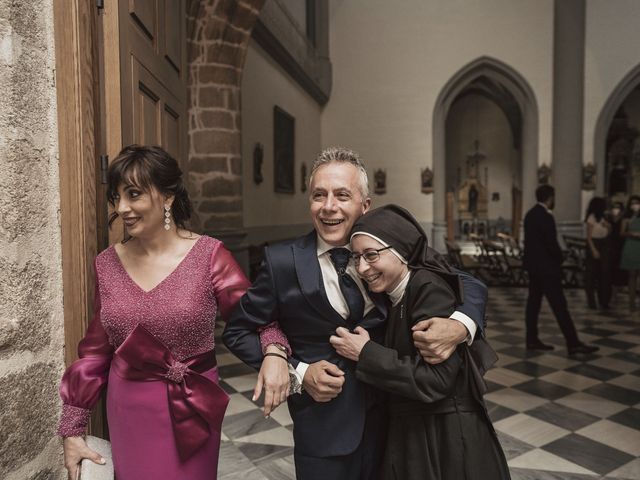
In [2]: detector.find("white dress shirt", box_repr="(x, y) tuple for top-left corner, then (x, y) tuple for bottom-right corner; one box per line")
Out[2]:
(291, 235), (477, 385)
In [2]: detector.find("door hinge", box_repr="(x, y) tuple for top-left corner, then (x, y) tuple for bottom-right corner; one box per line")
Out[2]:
(100, 155), (109, 184)
(96, 0), (104, 9)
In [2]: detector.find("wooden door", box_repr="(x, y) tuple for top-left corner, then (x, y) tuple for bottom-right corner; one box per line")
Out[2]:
(101, 0), (188, 245)
(91, 0), (188, 436)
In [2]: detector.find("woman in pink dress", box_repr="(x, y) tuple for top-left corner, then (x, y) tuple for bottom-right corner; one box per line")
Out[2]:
(58, 145), (291, 479)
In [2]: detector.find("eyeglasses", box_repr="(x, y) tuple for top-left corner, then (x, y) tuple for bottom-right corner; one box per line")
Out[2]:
(351, 246), (392, 266)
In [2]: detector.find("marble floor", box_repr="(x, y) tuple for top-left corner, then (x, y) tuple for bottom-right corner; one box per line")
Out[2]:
(215, 287), (640, 479)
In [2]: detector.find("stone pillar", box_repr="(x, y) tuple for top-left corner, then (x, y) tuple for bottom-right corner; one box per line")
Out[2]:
(0, 0), (66, 478)
(186, 0), (266, 269)
(552, 0), (586, 238)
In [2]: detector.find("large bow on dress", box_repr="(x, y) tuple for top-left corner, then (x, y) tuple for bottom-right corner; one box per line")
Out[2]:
(112, 324), (229, 461)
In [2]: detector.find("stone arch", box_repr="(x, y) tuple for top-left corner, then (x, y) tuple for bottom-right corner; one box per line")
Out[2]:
(431, 56), (539, 250)
(593, 62), (640, 195)
(185, 0), (266, 233)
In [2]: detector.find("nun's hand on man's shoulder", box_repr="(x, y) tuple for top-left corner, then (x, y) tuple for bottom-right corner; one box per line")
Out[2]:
(412, 317), (467, 365)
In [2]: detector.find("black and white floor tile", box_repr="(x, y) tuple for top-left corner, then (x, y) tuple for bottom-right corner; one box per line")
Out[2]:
(215, 287), (640, 479)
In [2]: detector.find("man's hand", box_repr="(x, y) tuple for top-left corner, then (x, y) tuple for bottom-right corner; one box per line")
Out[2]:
(329, 326), (370, 361)
(412, 317), (467, 364)
(302, 360), (345, 402)
(254, 345), (290, 417)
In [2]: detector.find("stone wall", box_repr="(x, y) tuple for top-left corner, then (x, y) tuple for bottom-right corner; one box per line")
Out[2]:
(0, 0), (66, 478)
(186, 0), (266, 234)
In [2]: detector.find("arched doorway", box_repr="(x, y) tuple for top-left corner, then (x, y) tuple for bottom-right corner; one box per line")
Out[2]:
(432, 57), (539, 252)
(593, 63), (640, 202)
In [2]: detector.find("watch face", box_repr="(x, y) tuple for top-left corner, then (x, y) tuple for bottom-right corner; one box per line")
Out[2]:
(289, 373), (302, 395)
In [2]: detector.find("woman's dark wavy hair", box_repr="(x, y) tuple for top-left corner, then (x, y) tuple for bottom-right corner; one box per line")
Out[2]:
(106, 145), (192, 229)
(625, 195), (640, 218)
(584, 196), (606, 222)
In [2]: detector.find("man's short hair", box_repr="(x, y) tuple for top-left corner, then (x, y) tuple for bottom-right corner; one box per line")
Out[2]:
(309, 147), (370, 199)
(536, 184), (555, 203)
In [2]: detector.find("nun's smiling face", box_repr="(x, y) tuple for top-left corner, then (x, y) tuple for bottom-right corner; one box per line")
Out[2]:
(352, 234), (408, 293)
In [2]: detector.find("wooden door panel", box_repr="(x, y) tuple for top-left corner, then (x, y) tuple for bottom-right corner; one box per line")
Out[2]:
(119, 0), (186, 150)
(163, 0), (182, 74)
(163, 104), (181, 159)
(129, 0), (157, 42)
(132, 58), (184, 154)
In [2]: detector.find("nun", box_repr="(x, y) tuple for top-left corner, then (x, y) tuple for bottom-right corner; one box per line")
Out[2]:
(330, 204), (510, 480)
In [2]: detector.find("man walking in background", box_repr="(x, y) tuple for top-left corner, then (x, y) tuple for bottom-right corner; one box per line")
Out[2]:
(523, 184), (599, 355)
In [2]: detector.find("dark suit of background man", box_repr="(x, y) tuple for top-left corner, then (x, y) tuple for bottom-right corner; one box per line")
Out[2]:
(223, 147), (489, 480)
(523, 184), (599, 355)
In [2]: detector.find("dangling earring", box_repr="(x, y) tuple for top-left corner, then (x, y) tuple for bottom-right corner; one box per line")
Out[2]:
(164, 205), (171, 230)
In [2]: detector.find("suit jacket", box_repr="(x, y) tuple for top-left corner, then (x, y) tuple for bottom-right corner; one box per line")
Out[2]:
(222, 231), (488, 458)
(523, 203), (564, 276)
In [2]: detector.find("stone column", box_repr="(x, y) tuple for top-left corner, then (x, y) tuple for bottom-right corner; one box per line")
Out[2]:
(0, 0), (67, 478)
(552, 0), (586, 238)
(186, 0), (266, 271)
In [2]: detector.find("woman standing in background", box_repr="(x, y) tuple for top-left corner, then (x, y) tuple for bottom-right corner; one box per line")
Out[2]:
(620, 195), (640, 311)
(584, 197), (611, 310)
(608, 201), (627, 294)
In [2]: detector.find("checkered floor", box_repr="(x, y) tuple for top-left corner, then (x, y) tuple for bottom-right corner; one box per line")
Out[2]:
(215, 287), (640, 479)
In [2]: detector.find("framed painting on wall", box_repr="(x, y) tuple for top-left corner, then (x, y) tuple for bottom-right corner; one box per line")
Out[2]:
(274, 106), (295, 193)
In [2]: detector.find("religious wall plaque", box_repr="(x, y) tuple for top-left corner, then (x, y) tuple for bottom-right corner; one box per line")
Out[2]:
(253, 142), (264, 185)
(421, 167), (434, 194)
(301, 162), (307, 192)
(374, 169), (386, 194)
(274, 106), (295, 193)
(537, 164), (551, 185)
(582, 163), (596, 191)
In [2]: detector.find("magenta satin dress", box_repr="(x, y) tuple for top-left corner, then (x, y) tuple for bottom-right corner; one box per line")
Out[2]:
(58, 236), (288, 479)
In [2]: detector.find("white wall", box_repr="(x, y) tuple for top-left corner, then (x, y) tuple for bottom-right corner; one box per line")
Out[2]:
(241, 39), (322, 239)
(583, 0), (640, 168)
(322, 0), (554, 224)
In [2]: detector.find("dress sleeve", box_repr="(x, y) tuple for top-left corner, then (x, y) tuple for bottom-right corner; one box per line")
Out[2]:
(210, 241), (290, 355)
(58, 263), (114, 437)
(356, 274), (460, 402)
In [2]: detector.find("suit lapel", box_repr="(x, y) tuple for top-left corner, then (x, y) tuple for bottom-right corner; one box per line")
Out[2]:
(293, 232), (349, 327)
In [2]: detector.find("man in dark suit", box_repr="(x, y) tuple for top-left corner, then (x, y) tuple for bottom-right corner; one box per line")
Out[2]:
(223, 147), (489, 480)
(523, 184), (599, 355)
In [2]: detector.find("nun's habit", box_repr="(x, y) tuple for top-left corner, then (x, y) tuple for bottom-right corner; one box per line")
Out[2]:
(352, 205), (510, 480)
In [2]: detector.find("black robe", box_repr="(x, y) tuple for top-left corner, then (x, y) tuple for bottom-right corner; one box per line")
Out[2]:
(356, 269), (510, 480)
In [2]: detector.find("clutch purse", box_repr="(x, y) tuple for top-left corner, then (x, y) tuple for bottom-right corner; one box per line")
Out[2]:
(79, 435), (114, 480)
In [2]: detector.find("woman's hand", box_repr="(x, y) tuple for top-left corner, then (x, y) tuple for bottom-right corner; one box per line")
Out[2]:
(330, 326), (370, 361)
(254, 345), (290, 417)
(63, 436), (105, 480)
(592, 248), (601, 259)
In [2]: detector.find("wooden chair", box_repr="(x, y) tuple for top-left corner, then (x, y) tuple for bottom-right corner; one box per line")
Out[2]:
(496, 232), (522, 259)
(445, 239), (483, 274)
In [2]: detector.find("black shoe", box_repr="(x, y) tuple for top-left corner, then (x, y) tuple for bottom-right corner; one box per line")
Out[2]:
(526, 341), (554, 351)
(568, 343), (600, 355)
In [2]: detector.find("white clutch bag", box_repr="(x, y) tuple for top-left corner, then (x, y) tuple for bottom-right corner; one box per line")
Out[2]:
(79, 435), (114, 480)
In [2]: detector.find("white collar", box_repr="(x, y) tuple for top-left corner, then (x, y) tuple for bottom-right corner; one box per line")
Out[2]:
(538, 202), (553, 214)
(316, 235), (351, 257)
(388, 270), (411, 306)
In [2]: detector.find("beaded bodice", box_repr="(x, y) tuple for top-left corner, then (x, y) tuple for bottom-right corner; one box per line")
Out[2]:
(98, 236), (220, 360)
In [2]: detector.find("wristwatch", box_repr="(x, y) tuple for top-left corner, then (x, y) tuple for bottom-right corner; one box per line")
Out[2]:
(289, 372), (303, 395)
